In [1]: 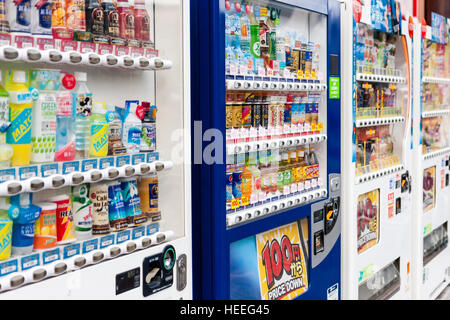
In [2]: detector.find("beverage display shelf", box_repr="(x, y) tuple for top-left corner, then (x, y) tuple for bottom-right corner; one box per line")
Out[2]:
(422, 77), (450, 85)
(227, 133), (327, 155)
(356, 73), (406, 84)
(355, 164), (405, 185)
(0, 154), (171, 197)
(226, 188), (327, 228)
(423, 148), (450, 161)
(225, 77), (327, 92)
(422, 110), (450, 119)
(0, 229), (173, 293)
(355, 116), (405, 128)
(0, 46), (172, 71)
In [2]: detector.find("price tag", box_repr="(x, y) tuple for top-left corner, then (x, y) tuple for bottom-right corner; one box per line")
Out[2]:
(19, 166), (38, 180)
(63, 243), (81, 259)
(230, 64), (238, 75)
(0, 169), (16, 182)
(62, 161), (80, 174)
(275, 126), (283, 136)
(132, 154), (146, 165)
(21, 254), (40, 271)
(304, 123), (311, 133)
(82, 159), (98, 171)
(240, 196), (249, 207)
(298, 123), (304, 133)
(230, 128), (240, 140)
(266, 68), (274, 76)
(283, 185), (291, 195)
(42, 248), (60, 265)
(305, 180), (311, 190)
(116, 230), (131, 244)
(291, 183), (298, 194)
(318, 178), (324, 187)
(291, 124), (299, 134)
(146, 223), (159, 236)
(146, 152), (159, 163)
(312, 179), (318, 188)
(0, 260), (18, 276)
(116, 155), (131, 167)
(284, 69), (291, 78)
(132, 226), (146, 240)
(258, 67), (266, 76)
(249, 127), (258, 138)
(250, 194), (258, 204)
(259, 127), (267, 138)
(100, 234), (115, 249)
(231, 198), (240, 210)
(99, 157), (115, 170)
(40, 163), (58, 177)
(239, 65), (248, 75)
(82, 239), (99, 254)
(267, 127), (275, 136)
(298, 182), (305, 192)
(259, 192), (267, 202)
(240, 128), (249, 139)
(283, 125), (291, 135)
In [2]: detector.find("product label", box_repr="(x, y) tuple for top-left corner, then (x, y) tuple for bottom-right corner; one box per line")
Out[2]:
(53, 197), (75, 244)
(37, 0), (52, 30)
(31, 97), (57, 163)
(34, 208), (57, 250)
(108, 182), (127, 231)
(12, 222), (35, 248)
(7, 107), (32, 145)
(0, 97), (9, 133)
(141, 123), (156, 151)
(72, 184), (93, 234)
(90, 184), (110, 236)
(121, 179), (145, 225)
(90, 123), (108, 156)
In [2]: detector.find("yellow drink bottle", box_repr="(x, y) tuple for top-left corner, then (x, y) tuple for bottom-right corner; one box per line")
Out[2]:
(0, 198), (13, 261)
(5, 70), (33, 167)
(89, 102), (109, 158)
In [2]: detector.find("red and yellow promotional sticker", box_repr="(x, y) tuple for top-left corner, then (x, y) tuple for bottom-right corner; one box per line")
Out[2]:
(256, 221), (309, 300)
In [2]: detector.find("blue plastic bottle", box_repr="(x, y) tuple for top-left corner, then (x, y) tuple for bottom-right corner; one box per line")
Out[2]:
(10, 193), (41, 256)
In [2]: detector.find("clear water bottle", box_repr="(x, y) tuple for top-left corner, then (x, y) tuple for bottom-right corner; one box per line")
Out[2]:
(72, 72), (92, 160)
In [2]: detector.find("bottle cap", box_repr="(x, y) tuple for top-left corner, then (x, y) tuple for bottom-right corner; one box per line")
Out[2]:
(141, 101), (151, 111)
(13, 71), (27, 84)
(74, 72), (87, 82)
(93, 102), (107, 114)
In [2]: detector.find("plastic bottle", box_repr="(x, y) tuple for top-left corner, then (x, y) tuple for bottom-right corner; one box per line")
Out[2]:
(249, 5), (260, 59)
(72, 72), (92, 160)
(29, 69), (58, 164)
(86, 0), (104, 37)
(101, 0), (120, 41)
(133, 0), (149, 42)
(107, 180), (127, 232)
(122, 101), (142, 154)
(66, 0), (86, 33)
(6, 70), (33, 167)
(121, 178), (145, 227)
(55, 72), (76, 162)
(117, 0), (134, 41)
(0, 197), (13, 261)
(106, 104), (125, 156)
(0, 0), (10, 33)
(10, 193), (41, 256)
(72, 184), (92, 240)
(51, 0), (73, 40)
(7, 0), (31, 33)
(248, 151), (261, 201)
(140, 102), (156, 153)
(31, 0), (52, 36)
(89, 102), (109, 158)
(241, 154), (252, 200)
(0, 73), (12, 169)
(225, 153), (234, 210)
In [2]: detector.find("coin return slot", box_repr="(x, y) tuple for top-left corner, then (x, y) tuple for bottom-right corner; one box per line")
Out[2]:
(10, 275), (24, 288)
(33, 269), (47, 281)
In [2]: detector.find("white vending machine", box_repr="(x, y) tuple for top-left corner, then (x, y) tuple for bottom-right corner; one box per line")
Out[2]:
(411, 16), (450, 300)
(340, 0), (413, 300)
(0, 0), (191, 299)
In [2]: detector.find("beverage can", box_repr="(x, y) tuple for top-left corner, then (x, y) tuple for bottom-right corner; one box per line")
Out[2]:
(138, 175), (158, 217)
(50, 195), (76, 245)
(140, 123), (156, 152)
(33, 202), (57, 250)
(241, 105), (252, 128)
(0, 213), (12, 261)
(232, 104), (242, 128)
(108, 180), (128, 232)
(121, 178), (146, 226)
(72, 184), (93, 239)
(90, 182), (110, 236)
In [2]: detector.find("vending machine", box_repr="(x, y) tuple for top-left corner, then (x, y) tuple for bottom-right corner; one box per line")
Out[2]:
(0, 0), (191, 299)
(411, 14), (450, 300)
(340, 0), (413, 300)
(191, 0), (342, 300)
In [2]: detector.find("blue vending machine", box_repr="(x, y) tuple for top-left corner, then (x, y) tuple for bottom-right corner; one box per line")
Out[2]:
(191, 0), (342, 300)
